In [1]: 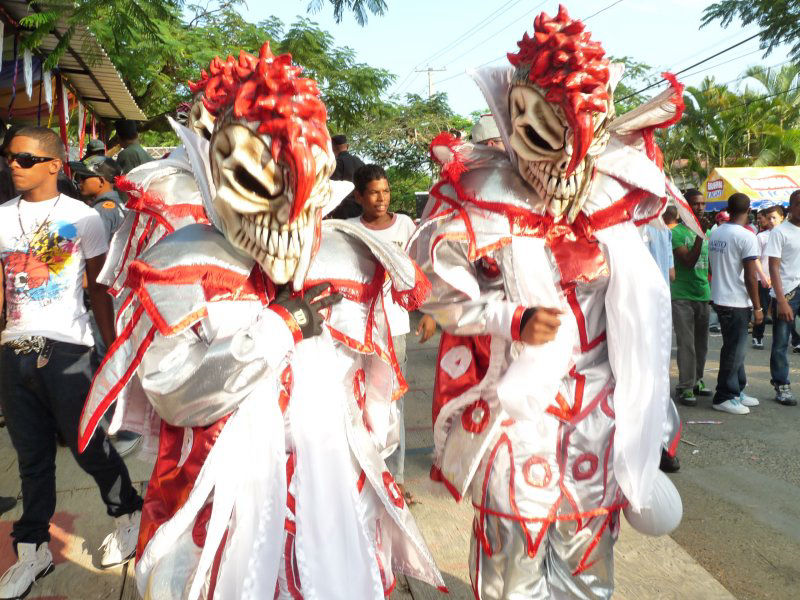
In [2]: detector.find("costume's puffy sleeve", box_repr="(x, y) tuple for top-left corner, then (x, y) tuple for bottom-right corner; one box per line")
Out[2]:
(415, 228), (525, 341)
(139, 301), (297, 427)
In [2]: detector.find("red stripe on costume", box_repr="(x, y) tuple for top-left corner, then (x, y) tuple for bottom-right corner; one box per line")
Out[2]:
(510, 305), (526, 341)
(429, 465), (462, 502)
(79, 305), (156, 452)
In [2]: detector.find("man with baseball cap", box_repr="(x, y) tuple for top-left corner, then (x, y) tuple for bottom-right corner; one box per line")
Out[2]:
(68, 156), (125, 240)
(471, 113), (505, 151)
(82, 139), (106, 161)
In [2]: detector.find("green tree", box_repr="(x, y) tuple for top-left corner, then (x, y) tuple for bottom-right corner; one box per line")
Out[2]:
(307, 0), (387, 25)
(350, 93), (470, 213)
(702, 1), (800, 61)
(609, 56), (656, 114)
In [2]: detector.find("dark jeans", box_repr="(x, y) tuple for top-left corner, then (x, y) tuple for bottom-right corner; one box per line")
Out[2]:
(713, 305), (752, 404)
(752, 285), (772, 340)
(671, 299), (709, 392)
(770, 287), (800, 386)
(0, 342), (142, 548)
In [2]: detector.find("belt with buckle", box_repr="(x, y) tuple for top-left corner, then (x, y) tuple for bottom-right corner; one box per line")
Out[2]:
(4, 336), (47, 355)
(4, 336), (55, 368)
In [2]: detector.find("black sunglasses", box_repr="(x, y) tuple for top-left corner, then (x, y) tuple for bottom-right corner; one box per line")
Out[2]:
(6, 152), (57, 169)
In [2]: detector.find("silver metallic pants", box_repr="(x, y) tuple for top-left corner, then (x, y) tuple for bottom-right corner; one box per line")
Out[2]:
(468, 415), (620, 600)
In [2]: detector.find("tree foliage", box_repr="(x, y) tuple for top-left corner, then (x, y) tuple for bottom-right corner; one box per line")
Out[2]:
(349, 93), (470, 213)
(702, 1), (800, 61)
(307, 0), (387, 25)
(657, 62), (800, 187)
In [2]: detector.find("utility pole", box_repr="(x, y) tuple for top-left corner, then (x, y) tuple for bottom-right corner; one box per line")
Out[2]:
(415, 66), (446, 98)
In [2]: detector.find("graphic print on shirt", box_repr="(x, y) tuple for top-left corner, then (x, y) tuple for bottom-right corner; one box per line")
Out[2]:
(2, 219), (78, 319)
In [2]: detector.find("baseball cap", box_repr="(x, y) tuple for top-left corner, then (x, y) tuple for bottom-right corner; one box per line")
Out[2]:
(471, 114), (501, 143)
(82, 139), (106, 158)
(69, 155), (122, 182)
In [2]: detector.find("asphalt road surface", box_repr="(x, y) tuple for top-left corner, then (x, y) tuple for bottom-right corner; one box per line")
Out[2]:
(668, 321), (800, 599)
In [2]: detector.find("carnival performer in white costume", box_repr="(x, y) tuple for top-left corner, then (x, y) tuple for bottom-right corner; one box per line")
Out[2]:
(78, 44), (444, 599)
(412, 5), (700, 599)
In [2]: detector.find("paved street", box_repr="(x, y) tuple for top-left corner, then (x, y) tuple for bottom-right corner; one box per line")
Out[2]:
(2, 314), (799, 598)
(666, 322), (800, 599)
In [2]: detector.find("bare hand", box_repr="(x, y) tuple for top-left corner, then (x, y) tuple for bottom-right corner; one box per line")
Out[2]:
(520, 307), (562, 346)
(416, 314), (437, 343)
(777, 299), (794, 322)
(753, 309), (764, 326)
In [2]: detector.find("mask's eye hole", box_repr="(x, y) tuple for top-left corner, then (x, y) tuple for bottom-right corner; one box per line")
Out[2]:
(524, 124), (556, 151)
(234, 165), (279, 199)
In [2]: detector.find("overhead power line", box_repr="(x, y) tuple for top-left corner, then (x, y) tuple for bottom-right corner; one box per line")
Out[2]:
(392, 0), (527, 95)
(617, 31), (764, 101)
(716, 84), (800, 114)
(436, 0), (629, 86)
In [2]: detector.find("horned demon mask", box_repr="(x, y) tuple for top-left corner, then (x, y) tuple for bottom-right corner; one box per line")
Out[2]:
(192, 43), (336, 288)
(508, 4), (613, 222)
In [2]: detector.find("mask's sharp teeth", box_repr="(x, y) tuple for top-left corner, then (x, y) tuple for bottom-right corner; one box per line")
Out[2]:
(260, 224), (268, 249)
(270, 215), (279, 232)
(278, 230), (288, 259)
(547, 176), (557, 198)
(267, 229), (278, 256)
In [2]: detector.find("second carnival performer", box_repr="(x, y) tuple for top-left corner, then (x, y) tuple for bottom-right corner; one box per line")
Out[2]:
(78, 44), (444, 599)
(412, 5), (702, 599)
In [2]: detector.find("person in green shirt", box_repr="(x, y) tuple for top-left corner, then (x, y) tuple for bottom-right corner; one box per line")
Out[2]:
(671, 189), (712, 405)
(114, 119), (153, 174)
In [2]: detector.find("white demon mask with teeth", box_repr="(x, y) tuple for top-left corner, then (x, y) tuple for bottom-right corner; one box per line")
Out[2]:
(507, 4), (613, 222)
(197, 43), (336, 289)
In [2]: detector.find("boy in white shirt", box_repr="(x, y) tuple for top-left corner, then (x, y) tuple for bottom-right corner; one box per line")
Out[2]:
(348, 164), (417, 501)
(766, 190), (800, 406)
(708, 193), (763, 415)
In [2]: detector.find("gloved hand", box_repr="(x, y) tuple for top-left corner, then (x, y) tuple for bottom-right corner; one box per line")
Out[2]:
(271, 282), (343, 339)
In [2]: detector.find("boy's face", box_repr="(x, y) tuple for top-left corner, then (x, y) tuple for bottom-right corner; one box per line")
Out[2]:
(356, 177), (390, 219)
(764, 209), (783, 229)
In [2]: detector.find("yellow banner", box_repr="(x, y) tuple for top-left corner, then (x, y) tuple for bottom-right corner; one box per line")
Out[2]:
(702, 166), (800, 208)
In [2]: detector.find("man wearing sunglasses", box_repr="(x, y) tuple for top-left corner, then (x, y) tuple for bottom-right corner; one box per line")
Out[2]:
(0, 127), (143, 599)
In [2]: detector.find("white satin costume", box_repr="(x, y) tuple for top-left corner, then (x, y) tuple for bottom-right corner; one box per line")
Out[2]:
(77, 119), (445, 599)
(411, 67), (700, 599)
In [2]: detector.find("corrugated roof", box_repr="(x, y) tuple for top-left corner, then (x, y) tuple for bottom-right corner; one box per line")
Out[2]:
(1, 1), (146, 120)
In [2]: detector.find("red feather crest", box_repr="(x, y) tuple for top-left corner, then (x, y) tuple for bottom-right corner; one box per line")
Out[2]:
(508, 4), (610, 175)
(189, 43), (331, 223)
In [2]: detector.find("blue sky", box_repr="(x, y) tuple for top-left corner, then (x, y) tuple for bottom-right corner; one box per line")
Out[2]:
(251, 1), (791, 118)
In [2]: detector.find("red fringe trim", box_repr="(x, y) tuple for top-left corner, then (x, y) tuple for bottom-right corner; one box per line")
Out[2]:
(390, 260), (432, 312)
(430, 131), (467, 182)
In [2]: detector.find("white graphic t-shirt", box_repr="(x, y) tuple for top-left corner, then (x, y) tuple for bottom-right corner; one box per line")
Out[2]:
(0, 195), (109, 345)
(348, 213), (417, 336)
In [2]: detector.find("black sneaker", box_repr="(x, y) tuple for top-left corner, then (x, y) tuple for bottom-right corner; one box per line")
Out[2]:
(752, 337), (764, 349)
(678, 389), (697, 406)
(793, 345), (800, 354)
(659, 450), (680, 473)
(693, 379), (712, 397)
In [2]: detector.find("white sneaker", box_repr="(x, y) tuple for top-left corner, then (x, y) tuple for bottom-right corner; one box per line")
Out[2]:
(0, 542), (54, 599)
(99, 510), (141, 569)
(712, 399), (750, 415)
(739, 392), (760, 407)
